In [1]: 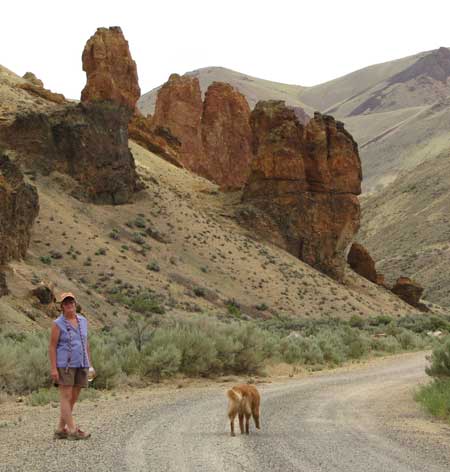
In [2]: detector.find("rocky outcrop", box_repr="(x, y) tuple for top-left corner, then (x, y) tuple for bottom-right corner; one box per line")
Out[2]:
(347, 243), (377, 283)
(18, 72), (66, 105)
(201, 82), (253, 189)
(241, 101), (362, 281)
(81, 26), (140, 112)
(391, 277), (429, 312)
(152, 74), (205, 169)
(152, 76), (254, 188)
(22, 72), (44, 88)
(32, 285), (55, 304)
(0, 270), (9, 297)
(0, 151), (39, 265)
(0, 102), (140, 204)
(128, 115), (182, 168)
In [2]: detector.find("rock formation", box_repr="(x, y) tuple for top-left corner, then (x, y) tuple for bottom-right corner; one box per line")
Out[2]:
(128, 115), (182, 168)
(18, 72), (66, 105)
(201, 82), (253, 189)
(391, 277), (429, 311)
(0, 151), (39, 265)
(0, 102), (140, 204)
(32, 285), (55, 304)
(81, 26), (140, 112)
(241, 102), (362, 281)
(152, 76), (254, 188)
(347, 243), (377, 283)
(152, 74), (205, 169)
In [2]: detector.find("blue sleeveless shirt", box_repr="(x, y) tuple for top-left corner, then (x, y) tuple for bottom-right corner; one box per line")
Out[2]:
(54, 314), (90, 368)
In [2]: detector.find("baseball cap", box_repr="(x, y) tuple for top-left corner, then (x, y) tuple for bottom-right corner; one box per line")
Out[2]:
(58, 292), (76, 304)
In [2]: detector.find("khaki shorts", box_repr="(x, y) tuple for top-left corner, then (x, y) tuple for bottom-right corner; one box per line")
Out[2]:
(56, 368), (89, 388)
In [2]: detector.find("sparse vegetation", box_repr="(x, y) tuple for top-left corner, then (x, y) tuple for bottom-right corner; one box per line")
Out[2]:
(1, 314), (445, 404)
(416, 336), (450, 423)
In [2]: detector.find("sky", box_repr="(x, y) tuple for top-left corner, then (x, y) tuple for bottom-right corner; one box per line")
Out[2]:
(2, 0), (450, 100)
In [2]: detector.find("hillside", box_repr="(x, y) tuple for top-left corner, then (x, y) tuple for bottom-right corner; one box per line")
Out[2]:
(140, 48), (450, 192)
(2, 137), (424, 332)
(358, 152), (450, 307)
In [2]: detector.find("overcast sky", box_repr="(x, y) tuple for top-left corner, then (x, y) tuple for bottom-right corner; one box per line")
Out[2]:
(2, 0), (449, 99)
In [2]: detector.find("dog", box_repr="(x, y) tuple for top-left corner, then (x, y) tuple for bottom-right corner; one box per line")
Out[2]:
(226, 384), (261, 436)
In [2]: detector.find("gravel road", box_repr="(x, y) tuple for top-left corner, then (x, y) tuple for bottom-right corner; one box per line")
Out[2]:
(1, 351), (450, 471)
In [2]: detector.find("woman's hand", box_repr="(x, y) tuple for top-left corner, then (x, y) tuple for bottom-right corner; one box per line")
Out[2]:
(51, 368), (59, 383)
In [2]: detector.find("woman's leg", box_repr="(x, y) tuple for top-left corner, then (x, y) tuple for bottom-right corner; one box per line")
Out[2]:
(58, 385), (76, 432)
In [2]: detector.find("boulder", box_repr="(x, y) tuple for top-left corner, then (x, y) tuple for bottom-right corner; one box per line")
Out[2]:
(32, 285), (55, 304)
(0, 151), (39, 265)
(347, 243), (377, 283)
(391, 277), (429, 311)
(81, 26), (140, 112)
(241, 101), (362, 281)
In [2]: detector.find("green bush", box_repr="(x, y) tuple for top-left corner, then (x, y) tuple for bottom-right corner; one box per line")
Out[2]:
(141, 345), (181, 381)
(426, 337), (450, 379)
(415, 379), (450, 421)
(89, 335), (123, 389)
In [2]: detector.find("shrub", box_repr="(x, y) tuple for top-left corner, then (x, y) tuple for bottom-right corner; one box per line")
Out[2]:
(415, 379), (450, 420)
(349, 315), (365, 329)
(89, 335), (123, 389)
(426, 337), (450, 379)
(141, 345), (181, 382)
(39, 256), (52, 265)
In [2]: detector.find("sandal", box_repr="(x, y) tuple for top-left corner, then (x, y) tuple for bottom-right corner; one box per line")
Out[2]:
(67, 428), (91, 440)
(53, 427), (68, 440)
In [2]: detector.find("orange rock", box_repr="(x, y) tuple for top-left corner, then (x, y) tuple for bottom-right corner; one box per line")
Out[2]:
(242, 101), (362, 281)
(201, 82), (253, 189)
(152, 73), (204, 169)
(152, 76), (254, 188)
(81, 26), (140, 111)
(347, 243), (377, 283)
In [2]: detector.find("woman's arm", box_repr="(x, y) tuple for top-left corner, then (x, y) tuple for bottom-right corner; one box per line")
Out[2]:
(49, 323), (60, 382)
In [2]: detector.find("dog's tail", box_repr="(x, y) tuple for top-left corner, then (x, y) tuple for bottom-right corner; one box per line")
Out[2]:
(226, 388), (242, 402)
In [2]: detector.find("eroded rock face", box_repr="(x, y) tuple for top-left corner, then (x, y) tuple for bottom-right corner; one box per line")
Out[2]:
(201, 82), (253, 189)
(152, 74), (204, 169)
(347, 243), (377, 283)
(391, 277), (429, 311)
(128, 115), (182, 168)
(241, 101), (362, 281)
(81, 26), (140, 111)
(0, 102), (139, 204)
(0, 151), (39, 265)
(152, 77), (254, 187)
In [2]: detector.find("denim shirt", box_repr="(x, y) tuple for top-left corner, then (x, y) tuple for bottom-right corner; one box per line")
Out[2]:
(54, 314), (90, 368)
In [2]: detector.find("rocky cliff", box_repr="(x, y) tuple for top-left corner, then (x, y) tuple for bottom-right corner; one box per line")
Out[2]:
(0, 151), (39, 266)
(241, 101), (362, 281)
(0, 102), (139, 204)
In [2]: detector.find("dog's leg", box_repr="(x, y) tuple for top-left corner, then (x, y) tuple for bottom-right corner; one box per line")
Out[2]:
(245, 413), (250, 434)
(228, 409), (237, 437)
(252, 406), (260, 430)
(238, 413), (244, 434)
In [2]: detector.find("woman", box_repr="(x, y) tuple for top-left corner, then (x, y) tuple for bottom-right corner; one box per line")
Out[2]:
(49, 292), (93, 440)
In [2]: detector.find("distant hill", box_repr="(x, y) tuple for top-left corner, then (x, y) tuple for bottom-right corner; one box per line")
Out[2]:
(358, 152), (450, 307)
(140, 48), (450, 192)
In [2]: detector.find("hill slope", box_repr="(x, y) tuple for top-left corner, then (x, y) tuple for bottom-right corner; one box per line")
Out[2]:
(1, 139), (422, 332)
(358, 152), (450, 307)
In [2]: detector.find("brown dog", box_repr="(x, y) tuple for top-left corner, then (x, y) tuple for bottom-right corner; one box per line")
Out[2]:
(227, 384), (261, 436)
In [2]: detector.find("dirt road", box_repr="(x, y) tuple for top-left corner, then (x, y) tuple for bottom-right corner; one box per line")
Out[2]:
(1, 352), (450, 471)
